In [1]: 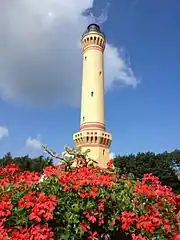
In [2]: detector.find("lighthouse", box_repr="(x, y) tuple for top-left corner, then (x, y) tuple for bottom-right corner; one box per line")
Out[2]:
(73, 24), (112, 168)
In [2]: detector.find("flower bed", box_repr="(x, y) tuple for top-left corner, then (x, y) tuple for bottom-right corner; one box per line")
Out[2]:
(0, 147), (179, 240)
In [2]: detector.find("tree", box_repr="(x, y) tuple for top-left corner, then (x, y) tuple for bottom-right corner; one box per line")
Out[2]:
(114, 150), (180, 193)
(0, 153), (53, 172)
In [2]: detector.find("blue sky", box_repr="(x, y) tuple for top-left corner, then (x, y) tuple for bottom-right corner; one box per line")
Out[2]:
(0, 0), (180, 157)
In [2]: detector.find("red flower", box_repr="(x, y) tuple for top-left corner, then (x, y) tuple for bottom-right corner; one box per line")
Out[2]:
(121, 211), (136, 230)
(163, 219), (171, 232)
(98, 215), (104, 226)
(107, 159), (113, 169)
(80, 190), (89, 198)
(80, 222), (88, 231)
(89, 186), (99, 198)
(85, 211), (98, 224)
(131, 233), (147, 240)
(172, 234), (180, 240)
(88, 231), (99, 240)
(98, 199), (105, 211)
(136, 212), (163, 234)
(0, 221), (8, 240)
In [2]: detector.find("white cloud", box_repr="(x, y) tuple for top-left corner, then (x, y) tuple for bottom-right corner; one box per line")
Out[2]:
(110, 152), (115, 159)
(26, 135), (41, 149)
(105, 45), (139, 88)
(0, 126), (9, 140)
(0, 0), (139, 107)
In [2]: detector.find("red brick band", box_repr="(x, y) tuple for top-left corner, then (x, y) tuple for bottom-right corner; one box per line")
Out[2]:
(81, 121), (105, 126)
(80, 143), (109, 149)
(83, 45), (104, 53)
(80, 122), (105, 131)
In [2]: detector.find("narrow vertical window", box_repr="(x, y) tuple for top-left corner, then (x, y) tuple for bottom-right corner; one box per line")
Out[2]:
(83, 116), (85, 121)
(91, 91), (94, 97)
(99, 71), (102, 76)
(103, 149), (105, 155)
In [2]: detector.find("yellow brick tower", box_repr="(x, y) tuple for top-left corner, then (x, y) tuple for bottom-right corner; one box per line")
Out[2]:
(73, 24), (112, 168)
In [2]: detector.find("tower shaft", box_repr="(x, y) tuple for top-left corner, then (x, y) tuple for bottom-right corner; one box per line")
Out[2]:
(73, 24), (112, 168)
(81, 46), (105, 128)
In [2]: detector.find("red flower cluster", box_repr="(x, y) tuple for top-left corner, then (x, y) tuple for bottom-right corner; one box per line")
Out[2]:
(43, 166), (115, 191)
(120, 174), (179, 239)
(134, 173), (176, 204)
(121, 209), (175, 238)
(19, 191), (57, 222)
(4, 224), (54, 240)
(0, 164), (19, 187)
(80, 186), (99, 199)
(43, 165), (62, 177)
(0, 163), (39, 188)
(172, 234), (180, 240)
(131, 233), (147, 240)
(107, 159), (114, 169)
(121, 211), (136, 230)
(0, 221), (8, 240)
(0, 163), (179, 239)
(175, 195), (180, 213)
(0, 196), (12, 224)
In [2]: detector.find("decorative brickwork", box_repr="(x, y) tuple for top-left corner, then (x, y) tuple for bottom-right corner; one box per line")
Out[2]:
(73, 130), (112, 148)
(82, 34), (106, 53)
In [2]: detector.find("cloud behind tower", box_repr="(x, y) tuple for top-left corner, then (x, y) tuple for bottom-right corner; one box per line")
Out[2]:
(0, 0), (139, 107)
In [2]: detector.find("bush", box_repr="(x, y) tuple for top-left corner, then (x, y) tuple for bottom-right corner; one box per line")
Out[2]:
(0, 146), (179, 240)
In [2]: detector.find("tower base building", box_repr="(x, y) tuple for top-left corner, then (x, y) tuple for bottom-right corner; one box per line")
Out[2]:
(73, 24), (112, 168)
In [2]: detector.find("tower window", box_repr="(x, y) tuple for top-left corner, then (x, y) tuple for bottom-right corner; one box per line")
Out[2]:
(103, 149), (105, 155)
(85, 56), (87, 61)
(99, 71), (102, 76)
(83, 116), (85, 121)
(91, 91), (94, 97)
